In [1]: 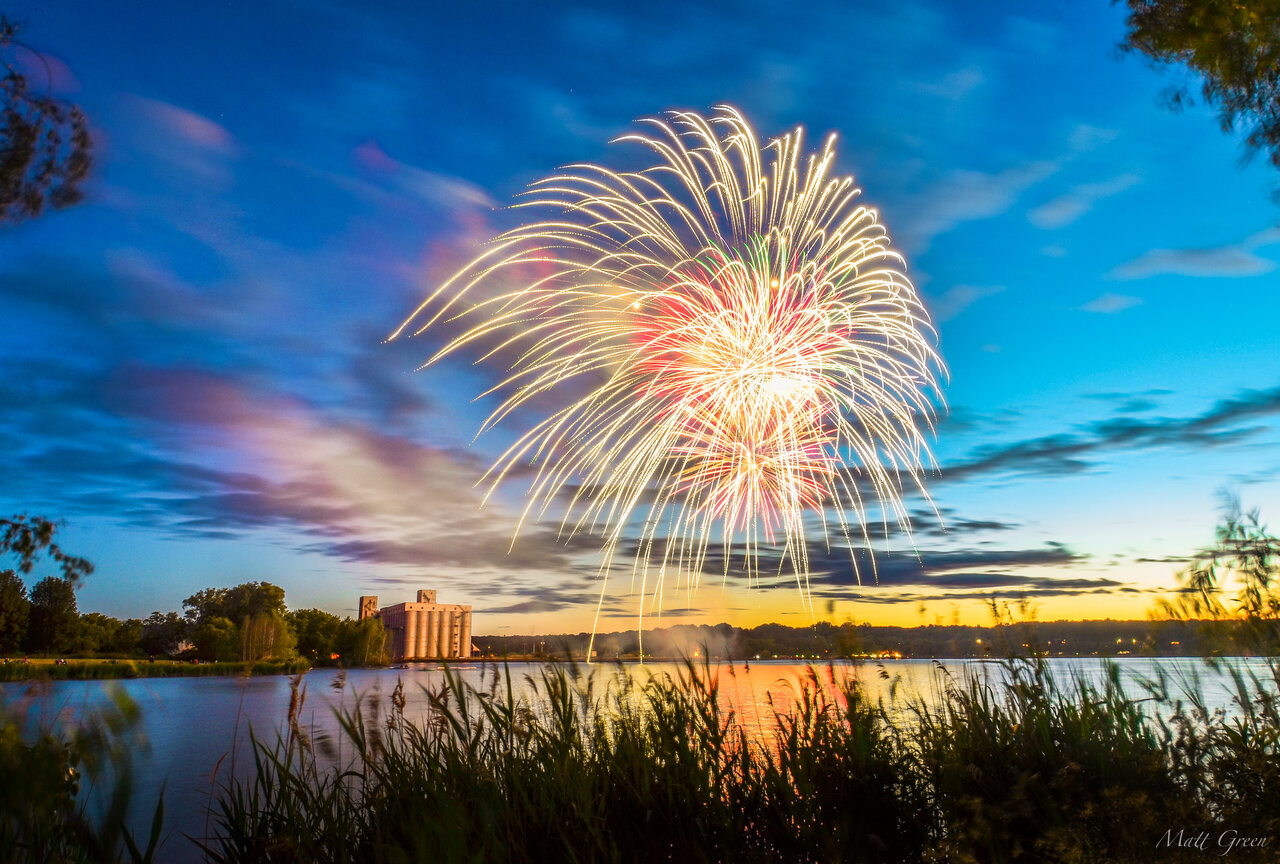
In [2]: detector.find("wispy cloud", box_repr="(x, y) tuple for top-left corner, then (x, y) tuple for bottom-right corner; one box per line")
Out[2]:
(941, 384), (1280, 483)
(0, 267), (587, 585)
(823, 580), (1127, 605)
(1029, 173), (1141, 229)
(926, 284), (1005, 322)
(859, 507), (1017, 541)
(108, 366), (591, 571)
(900, 160), (1058, 252)
(1081, 389), (1170, 413)
(118, 95), (241, 189)
(1081, 292), (1142, 313)
(351, 140), (496, 210)
(814, 543), (1086, 585)
(643, 538), (1085, 592)
(919, 66), (984, 101)
(12, 48), (81, 94)
(1066, 125), (1118, 153)
(1108, 227), (1280, 280)
(796, 542), (1132, 604)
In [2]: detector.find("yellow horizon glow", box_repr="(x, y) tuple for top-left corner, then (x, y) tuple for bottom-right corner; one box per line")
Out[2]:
(489, 585), (1174, 634)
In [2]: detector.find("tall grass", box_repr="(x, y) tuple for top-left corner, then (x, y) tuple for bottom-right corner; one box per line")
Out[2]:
(0, 682), (165, 863)
(202, 657), (1279, 863)
(1153, 659), (1280, 851)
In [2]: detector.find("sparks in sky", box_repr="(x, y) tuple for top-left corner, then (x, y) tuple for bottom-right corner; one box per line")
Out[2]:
(394, 106), (944, 640)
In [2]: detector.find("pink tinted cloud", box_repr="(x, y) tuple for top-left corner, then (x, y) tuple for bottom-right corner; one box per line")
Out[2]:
(105, 364), (579, 576)
(351, 138), (494, 210)
(126, 95), (238, 153)
(12, 49), (80, 94)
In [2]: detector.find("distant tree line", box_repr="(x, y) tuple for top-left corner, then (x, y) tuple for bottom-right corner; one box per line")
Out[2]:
(474, 618), (1218, 662)
(0, 514), (385, 664)
(0, 571), (385, 665)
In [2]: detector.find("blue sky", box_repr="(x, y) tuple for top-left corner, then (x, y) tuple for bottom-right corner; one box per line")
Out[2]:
(3, 0), (1279, 631)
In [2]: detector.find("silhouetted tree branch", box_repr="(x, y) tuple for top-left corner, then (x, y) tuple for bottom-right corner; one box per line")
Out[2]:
(0, 514), (93, 584)
(1120, 1), (1280, 175)
(1, 14), (91, 224)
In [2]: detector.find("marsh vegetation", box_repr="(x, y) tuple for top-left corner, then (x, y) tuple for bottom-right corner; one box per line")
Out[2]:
(192, 655), (1280, 864)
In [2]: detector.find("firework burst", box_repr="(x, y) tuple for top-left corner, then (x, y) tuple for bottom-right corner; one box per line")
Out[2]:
(393, 106), (944, 641)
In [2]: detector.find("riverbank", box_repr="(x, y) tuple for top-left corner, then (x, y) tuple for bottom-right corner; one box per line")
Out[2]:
(0, 657), (311, 681)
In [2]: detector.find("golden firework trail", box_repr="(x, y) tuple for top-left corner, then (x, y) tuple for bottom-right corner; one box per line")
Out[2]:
(392, 106), (945, 648)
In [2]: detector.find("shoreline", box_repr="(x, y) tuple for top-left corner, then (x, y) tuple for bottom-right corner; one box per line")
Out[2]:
(402, 653), (1273, 665)
(0, 658), (311, 682)
(3, 653), (1271, 683)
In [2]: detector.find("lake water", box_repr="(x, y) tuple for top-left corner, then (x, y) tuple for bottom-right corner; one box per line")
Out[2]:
(5, 657), (1276, 863)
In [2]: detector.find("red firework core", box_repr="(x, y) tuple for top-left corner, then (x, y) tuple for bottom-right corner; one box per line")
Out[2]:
(628, 259), (846, 535)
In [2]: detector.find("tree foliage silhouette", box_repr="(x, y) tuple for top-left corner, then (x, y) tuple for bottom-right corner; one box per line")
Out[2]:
(1, 14), (91, 224)
(0, 514), (93, 584)
(1120, 0), (1280, 177)
(1157, 497), (1280, 654)
(27, 574), (77, 653)
(0, 569), (28, 653)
